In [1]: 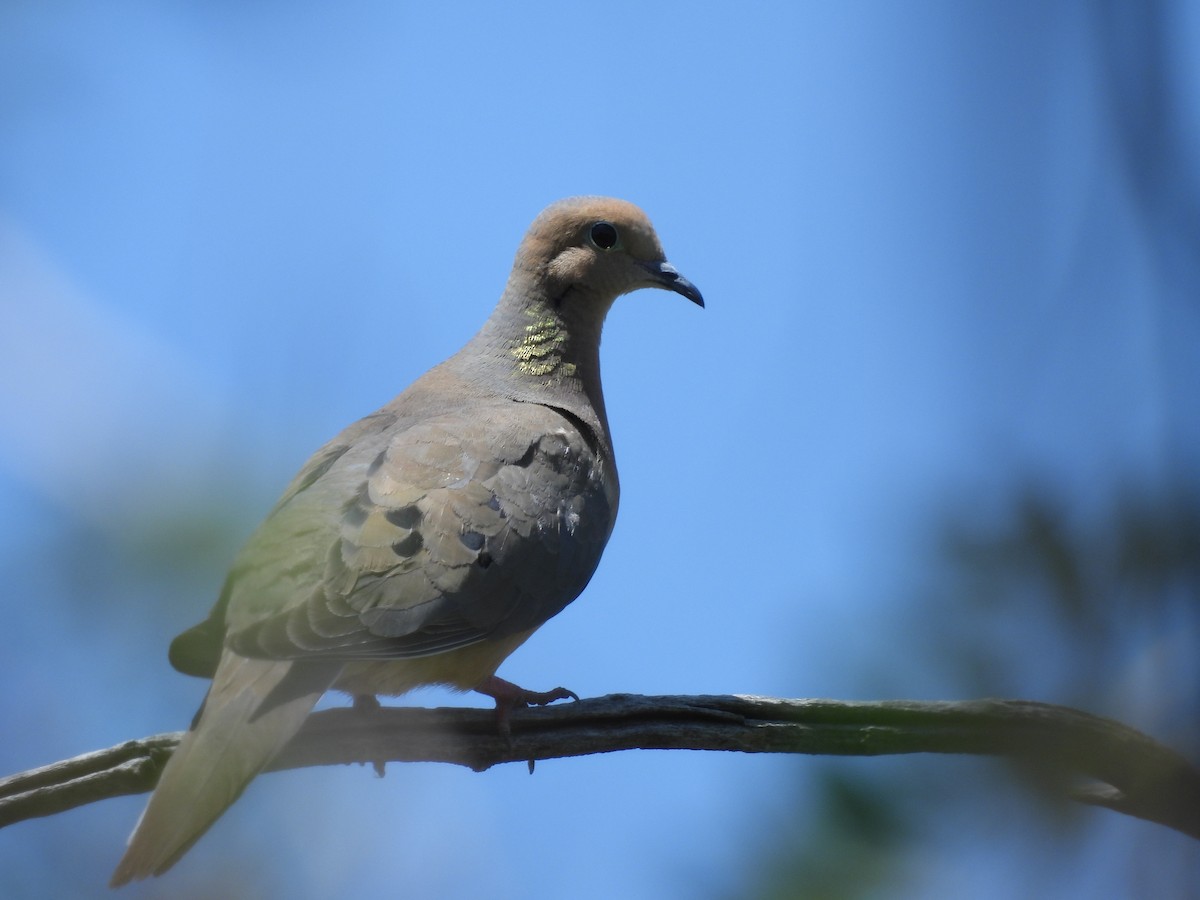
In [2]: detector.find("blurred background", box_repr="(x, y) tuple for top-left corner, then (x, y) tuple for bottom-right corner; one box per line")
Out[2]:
(2, 2), (1198, 897)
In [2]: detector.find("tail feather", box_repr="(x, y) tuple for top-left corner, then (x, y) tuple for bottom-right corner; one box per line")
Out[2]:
(110, 655), (339, 886)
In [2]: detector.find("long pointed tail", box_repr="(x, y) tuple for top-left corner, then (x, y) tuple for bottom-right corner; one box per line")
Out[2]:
(110, 655), (339, 886)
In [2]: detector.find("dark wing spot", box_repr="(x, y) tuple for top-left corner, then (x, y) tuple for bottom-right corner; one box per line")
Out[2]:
(391, 531), (424, 557)
(514, 442), (537, 467)
(385, 505), (421, 528)
(459, 530), (485, 551)
(343, 496), (370, 527)
(366, 449), (387, 476)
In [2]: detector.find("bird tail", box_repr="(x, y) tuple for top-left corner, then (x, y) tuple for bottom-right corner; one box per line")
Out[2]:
(110, 655), (339, 886)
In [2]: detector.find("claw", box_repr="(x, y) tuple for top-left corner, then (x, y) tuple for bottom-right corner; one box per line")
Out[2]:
(475, 675), (578, 740)
(351, 694), (386, 775)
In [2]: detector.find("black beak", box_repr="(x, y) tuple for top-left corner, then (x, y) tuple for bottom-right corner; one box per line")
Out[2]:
(647, 260), (704, 308)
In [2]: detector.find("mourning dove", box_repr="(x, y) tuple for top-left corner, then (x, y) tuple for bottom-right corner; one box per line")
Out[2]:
(110, 196), (702, 885)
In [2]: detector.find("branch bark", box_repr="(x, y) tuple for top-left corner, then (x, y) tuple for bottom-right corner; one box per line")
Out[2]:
(2, 694), (1197, 840)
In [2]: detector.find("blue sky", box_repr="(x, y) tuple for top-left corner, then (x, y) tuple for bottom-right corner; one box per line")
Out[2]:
(2, 3), (1198, 898)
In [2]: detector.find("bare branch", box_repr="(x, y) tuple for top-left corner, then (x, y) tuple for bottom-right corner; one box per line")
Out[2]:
(2, 695), (1197, 839)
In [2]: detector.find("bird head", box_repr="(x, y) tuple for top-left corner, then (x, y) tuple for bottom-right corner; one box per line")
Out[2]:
(517, 196), (704, 310)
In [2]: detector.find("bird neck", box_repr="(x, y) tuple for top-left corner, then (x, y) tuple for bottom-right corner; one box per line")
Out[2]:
(457, 280), (614, 444)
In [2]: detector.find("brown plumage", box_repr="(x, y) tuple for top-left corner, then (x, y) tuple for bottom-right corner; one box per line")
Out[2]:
(110, 196), (702, 885)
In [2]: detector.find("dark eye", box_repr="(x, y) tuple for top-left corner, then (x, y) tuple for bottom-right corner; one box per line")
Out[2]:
(589, 221), (619, 250)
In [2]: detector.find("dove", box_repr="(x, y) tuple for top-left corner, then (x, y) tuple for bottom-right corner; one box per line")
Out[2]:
(110, 196), (703, 885)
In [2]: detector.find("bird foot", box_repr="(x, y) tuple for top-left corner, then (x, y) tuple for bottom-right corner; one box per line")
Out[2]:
(475, 675), (578, 740)
(351, 694), (386, 775)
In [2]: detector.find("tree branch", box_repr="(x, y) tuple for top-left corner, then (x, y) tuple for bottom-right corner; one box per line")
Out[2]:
(2, 694), (1197, 840)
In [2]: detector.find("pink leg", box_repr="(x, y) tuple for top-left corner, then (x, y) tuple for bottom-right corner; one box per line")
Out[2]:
(475, 675), (579, 737)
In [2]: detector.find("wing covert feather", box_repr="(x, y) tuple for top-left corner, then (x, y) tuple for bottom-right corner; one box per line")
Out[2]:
(228, 405), (616, 662)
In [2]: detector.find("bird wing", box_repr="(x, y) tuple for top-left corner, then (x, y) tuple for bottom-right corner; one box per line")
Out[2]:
(228, 402), (617, 662)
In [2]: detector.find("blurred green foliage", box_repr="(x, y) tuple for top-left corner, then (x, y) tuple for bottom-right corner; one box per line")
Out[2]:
(735, 477), (1200, 899)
